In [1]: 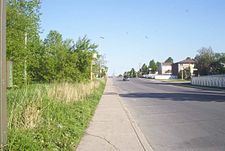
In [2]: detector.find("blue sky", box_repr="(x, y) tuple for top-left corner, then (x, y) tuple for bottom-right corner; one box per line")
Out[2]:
(40, 0), (225, 75)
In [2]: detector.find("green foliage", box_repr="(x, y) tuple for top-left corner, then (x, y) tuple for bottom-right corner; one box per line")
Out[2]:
(124, 68), (136, 78)
(215, 53), (225, 62)
(130, 68), (136, 78)
(209, 61), (225, 75)
(178, 67), (191, 80)
(209, 53), (225, 75)
(6, 1), (106, 150)
(149, 60), (157, 74)
(141, 63), (149, 75)
(122, 48), (225, 78)
(93, 55), (107, 78)
(7, 0), (41, 86)
(195, 47), (215, 75)
(194, 48), (220, 75)
(7, 81), (106, 150)
(7, 2), (105, 86)
(75, 36), (98, 52)
(195, 47), (225, 75)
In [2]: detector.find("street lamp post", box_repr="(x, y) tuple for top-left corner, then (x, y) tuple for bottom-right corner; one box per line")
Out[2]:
(181, 67), (184, 80)
(0, 0), (7, 149)
(91, 53), (97, 80)
(24, 33), (27, 85)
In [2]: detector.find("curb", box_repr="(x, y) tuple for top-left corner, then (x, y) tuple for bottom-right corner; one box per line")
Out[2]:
(156, 79), (225, 91)
(181, 84), (225, 91)
(115, 88), (154, 151)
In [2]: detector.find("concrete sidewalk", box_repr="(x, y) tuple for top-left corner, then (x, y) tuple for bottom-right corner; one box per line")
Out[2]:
(76, 79), (152, 151)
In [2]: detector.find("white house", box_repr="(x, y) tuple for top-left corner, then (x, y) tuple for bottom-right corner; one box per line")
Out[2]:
(158, 62), (172, 75)
(172, 57), (196, 76)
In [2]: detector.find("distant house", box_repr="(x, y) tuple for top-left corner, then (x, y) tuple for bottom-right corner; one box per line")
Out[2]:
(172, 57), (196, 77)
(158, 62), (172, 75)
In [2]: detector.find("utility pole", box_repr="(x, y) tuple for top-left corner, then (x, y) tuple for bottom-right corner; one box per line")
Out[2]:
(24, 33), (27, 85)
(91, 53), (97, 80)
(0, 0), (7, 149)
(181, 67), (184, 80)
(90, 62), (93, 80)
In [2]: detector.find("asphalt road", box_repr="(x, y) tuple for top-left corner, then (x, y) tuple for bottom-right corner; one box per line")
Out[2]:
(113, 78), (225, 151)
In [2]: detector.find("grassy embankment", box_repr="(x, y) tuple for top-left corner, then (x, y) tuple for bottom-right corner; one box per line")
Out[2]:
(6, 79), (106, 150)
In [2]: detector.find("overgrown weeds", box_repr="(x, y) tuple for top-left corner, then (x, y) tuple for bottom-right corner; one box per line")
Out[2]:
(6, 79), (105, 151)
(48, 81), (100, 103)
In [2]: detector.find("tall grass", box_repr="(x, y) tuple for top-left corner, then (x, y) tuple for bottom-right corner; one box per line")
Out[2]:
(6, 79), (105, 150)
(48, 81), (100, 103)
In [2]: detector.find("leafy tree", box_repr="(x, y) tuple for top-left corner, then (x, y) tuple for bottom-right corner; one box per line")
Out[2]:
(130, 68), (136, 78)
(137, 70), (142, 77)
(6, 1), (104, 85)
(209, 61), (225, 75)
(93, 54), (107, 78)
(100, 66), (108, 77)
(195, 47), (215, 75)
(149, 60), (157, 74)
(178, 67), (191, 80)
(141, 64), (149, 75)
(123, 68), (136, 78)
(7, 0), (41, 85)
(214, 53), (225, 65)
(209, 53), (225, 75)
(75, 36), (98, 52)
(155, 61), (161, 73)
(74, 36), (98, 81)
(27, 31), (101, 83)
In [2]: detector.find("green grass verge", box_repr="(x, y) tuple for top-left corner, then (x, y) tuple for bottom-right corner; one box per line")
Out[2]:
(6, 80), (106, 151)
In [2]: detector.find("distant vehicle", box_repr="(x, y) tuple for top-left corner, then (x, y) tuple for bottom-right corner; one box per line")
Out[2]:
(147, 74), (156, 79)
(123, 75), (129, 81)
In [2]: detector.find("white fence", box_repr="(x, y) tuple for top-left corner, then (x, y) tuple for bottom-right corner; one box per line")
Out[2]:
(191, 74), (225, 88)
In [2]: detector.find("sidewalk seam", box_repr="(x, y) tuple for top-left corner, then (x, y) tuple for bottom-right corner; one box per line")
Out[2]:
(85, 132), (120, 151)
(115, 87), (154, 151)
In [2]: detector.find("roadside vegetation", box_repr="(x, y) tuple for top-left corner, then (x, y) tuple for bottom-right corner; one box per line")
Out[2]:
(5, 1), (107, 150)
(7, 79), (105, 150)
(7, 0), (107, 86)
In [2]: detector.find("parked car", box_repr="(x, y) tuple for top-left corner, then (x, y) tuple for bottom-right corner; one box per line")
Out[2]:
(123, 75), (129, 81)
